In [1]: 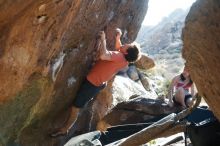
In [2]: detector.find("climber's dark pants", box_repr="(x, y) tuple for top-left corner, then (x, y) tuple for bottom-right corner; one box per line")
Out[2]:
(73, 78), (106, 108)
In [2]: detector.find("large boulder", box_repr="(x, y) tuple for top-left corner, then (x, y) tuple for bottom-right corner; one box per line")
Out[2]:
(182, 0), (220, 120)
(0, 0), (149, 145)
(111, 75), (157, 105)
(97, 96), (182, 131)
(135, 53), (155, 70)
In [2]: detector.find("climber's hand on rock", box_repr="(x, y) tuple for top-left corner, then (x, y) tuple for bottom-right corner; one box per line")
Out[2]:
(98, 31), (106, 41)
(116, 28), (122, 37)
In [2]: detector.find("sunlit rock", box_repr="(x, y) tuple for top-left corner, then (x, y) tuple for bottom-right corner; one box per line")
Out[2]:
(0, 0), (148, 145)
(182, 0), (220, 121)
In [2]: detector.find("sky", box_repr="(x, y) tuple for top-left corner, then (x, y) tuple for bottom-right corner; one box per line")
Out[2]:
(142, 0), (196, 26)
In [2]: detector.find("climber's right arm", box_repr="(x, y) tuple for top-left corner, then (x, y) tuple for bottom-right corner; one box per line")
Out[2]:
(99, 31), (112, 61)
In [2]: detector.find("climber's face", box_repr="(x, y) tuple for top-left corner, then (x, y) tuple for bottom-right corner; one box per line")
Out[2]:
(121, 44), (132, 54)
(182, 67), (190, 77)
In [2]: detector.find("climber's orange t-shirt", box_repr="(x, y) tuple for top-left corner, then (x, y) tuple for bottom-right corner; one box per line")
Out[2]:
(87, 51), (128, 86)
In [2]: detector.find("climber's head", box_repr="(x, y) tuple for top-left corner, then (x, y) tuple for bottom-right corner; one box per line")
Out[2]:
(122, 42), (141, 63)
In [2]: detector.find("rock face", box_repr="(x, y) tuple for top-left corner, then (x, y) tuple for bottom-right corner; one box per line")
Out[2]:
(97, 96), (182, 131)
(182, 0), (220, 120)
(0, 0), (148, 145)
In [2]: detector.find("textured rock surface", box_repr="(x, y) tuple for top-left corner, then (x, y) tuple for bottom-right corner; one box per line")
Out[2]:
(111, 75), (157, 105)
(0, 0), (148, 145)
(97, 96), (182, 131)
(182, 0), (220, 120)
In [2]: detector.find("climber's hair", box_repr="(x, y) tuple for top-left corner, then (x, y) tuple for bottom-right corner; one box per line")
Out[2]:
(124, 42), (141, 63)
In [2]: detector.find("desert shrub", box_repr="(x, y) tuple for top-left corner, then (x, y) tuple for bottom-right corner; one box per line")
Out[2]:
(143, 58), (184, 96)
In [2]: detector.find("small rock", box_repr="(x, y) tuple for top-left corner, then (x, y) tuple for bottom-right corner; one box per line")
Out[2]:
(127, 64), (139, 81)
(37, 15), (47, 24)
(38, 4), (46, 12)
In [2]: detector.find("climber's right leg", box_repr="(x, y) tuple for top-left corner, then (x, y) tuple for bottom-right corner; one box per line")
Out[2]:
(51, 79), (106, 137)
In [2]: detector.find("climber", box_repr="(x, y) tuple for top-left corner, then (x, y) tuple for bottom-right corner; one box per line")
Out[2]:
(51, 28), (141, 137)
(167, 66), (196, 108)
